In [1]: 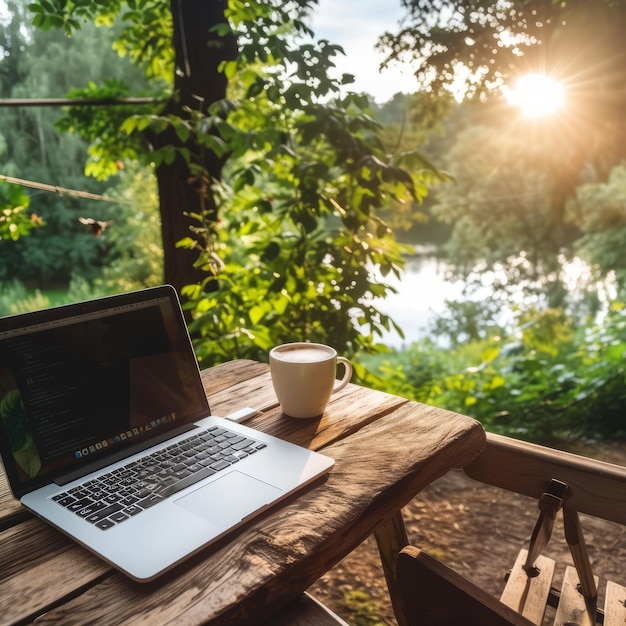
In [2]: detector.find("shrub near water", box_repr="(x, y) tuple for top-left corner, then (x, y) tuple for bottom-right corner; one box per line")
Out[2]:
(361, 304), (626, 443)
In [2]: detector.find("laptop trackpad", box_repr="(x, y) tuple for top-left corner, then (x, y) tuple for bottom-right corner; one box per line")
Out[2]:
(174, 471), (282, 527)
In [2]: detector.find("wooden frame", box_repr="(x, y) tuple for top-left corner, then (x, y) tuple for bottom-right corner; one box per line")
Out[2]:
(388, 432), (626, 625)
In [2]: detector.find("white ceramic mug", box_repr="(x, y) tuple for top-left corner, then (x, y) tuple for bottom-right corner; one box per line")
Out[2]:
(269, 342), (353, 419)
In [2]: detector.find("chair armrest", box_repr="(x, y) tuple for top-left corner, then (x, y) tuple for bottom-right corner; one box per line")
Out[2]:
(464, 432), (626, 525)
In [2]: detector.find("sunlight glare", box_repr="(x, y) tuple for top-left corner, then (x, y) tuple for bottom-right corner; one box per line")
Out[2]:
(505, 74), (565, 118)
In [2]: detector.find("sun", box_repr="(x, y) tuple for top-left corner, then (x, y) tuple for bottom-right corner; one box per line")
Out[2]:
(504, 74), (566, 118)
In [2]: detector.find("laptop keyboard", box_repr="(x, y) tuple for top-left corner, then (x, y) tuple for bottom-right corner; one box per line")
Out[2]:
(52, 425), (267, 530)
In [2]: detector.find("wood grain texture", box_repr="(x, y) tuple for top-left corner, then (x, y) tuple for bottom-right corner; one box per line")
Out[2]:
(0, 465), (22, 525)
(0, 519), (109, 624)
(199, 359), (268, 398)
(374, 512), (410, 626)
(604, 580), (626, 626)
(465, 432), (626, 525)
(0, 360), (485, 626)
(552, 566), (597, 626)
(499, 550), (555, 625)
(463, 431), (626, 625)
(32, 403), (484, 625)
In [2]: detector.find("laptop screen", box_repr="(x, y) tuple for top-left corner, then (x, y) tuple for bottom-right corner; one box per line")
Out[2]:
(0, 286), (210, 497)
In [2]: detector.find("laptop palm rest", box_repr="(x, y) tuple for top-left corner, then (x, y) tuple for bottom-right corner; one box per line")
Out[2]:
(174, 471), (281, 527)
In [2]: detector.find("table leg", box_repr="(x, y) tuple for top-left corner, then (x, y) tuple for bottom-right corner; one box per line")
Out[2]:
(374, 510), (409, 626)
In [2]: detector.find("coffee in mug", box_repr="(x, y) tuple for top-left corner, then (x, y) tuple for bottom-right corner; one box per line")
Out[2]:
(269, 343), (352, 419)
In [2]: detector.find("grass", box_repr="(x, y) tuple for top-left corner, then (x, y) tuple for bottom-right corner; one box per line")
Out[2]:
(342, 589), (387, 626)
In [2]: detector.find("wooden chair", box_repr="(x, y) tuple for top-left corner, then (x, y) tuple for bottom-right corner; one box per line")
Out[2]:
(396, 432), (626, 626)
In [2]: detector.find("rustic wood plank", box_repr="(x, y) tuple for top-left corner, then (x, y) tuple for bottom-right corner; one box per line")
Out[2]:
(0, 464), (26, 530)
(199, 359), (268, 398)
(499, 549), (555, 625)
(553, 565), (597, 626)
(563, 508), (597, 603)
(204, 361), (409, 450)
(374, 512), (409, 626)
(465, 432), (626, 525)
(0, 361), (408, 624)
(29, 401), (485, 625)
(603, 580), (626, 626)
(0, 362), (404, 531)
(202, 364), (278, 416)
(244, 383), (408, 451)
(0, 519), (110, 625)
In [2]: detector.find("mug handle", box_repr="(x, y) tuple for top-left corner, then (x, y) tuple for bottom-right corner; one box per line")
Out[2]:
(332, 357), (352, 394)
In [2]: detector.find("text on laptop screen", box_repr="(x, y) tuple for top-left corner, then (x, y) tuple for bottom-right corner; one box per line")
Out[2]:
(0, 293), (209, 490)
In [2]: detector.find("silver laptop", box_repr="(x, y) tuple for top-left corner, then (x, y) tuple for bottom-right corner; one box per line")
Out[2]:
(0, 285), (333, 581)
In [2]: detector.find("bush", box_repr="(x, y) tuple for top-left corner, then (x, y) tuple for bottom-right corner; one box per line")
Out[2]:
(360, 304), (626, 444)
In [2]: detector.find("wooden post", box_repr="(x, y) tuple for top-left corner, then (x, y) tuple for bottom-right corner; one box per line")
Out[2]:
(374, 511), (409, 626)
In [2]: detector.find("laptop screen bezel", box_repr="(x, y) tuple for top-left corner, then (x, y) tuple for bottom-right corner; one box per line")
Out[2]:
(0, 285), (211, 499)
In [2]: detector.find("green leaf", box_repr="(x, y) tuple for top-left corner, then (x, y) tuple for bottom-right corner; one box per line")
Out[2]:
(176, 237), (198, 249)
(174, 123), (190, 143)
(249, 303), (266, 325)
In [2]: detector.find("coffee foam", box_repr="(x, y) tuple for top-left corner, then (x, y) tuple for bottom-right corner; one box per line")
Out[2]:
(272, 346), (332, 363)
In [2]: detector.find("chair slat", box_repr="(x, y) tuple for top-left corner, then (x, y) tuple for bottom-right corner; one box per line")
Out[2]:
(603, 580), (626, 626)
(500, 549), (555, 625)
(553, 566), (597, 626)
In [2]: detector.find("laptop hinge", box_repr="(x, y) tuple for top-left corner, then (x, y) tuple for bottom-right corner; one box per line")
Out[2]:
(54, 423), (197, 486)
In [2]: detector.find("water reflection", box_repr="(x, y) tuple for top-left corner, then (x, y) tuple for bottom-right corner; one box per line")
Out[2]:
(368, 256), (463, 348)
(368, 253), (615, 349)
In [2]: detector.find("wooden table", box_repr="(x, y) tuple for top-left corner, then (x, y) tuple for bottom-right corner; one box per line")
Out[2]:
(0, 359), (485, 625)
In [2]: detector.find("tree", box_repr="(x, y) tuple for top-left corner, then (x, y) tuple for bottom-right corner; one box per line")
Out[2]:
(433, 112), (578, 292)
(23, 0), (436, 363)
(0, 2), (44, 246)
(29, 0), (237, 295)
(379, 0), (626, 193)
(182, 2), (433, 362)
(377, 1), (626, 303)
(0, 3), (153, 285)
(570, 163), (626, 298)
(0, 179), (40, 243)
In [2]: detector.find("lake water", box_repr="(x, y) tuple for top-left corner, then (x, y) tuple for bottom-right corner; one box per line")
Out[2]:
(370, 253), (615, 349)
(366, 255), (465, 348)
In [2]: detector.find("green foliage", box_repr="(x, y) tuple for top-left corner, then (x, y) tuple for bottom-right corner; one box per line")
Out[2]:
(363, 304), (626, 443)
(98, 164), (163, 291)
(179, 1), (437, 364)
(423, 105), (622, 317)
(18, 0), (438, 368)
(569, 163), (626, 297)
(29, 0), (174, 82)
(6, 0), (626, 451)
(56, 80), (151, 181)
(378, 0), (626, 315)
(1, 6), (160, 287)
(433, 119), (570, 275)
(0, 279), (51, 316)
(0, 181), (42, 241)
(429, 296), (507, 348)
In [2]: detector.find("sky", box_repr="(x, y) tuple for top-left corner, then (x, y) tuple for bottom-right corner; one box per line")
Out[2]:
(308, 0), (414, 103)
